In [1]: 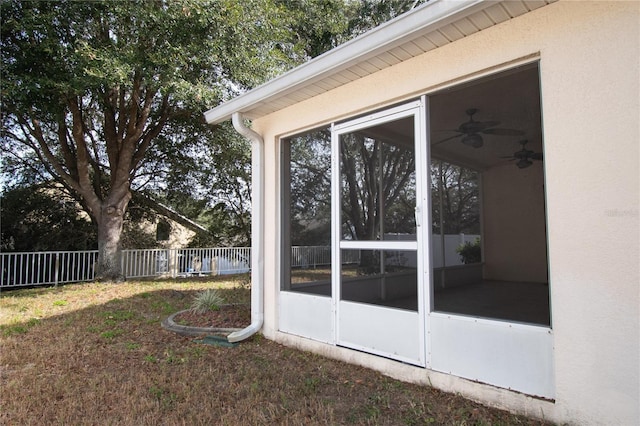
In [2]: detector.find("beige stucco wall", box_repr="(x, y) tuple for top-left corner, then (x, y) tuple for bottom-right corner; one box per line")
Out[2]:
(250, 2), (639, 424)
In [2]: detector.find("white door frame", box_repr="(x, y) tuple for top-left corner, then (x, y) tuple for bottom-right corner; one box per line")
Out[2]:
(331, 99), (428, 366)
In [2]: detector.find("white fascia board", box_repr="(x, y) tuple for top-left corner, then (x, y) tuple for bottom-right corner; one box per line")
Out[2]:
(204, 0), (493, 125)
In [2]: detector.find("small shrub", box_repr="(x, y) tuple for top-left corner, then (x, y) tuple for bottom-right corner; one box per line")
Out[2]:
(190, 289), (225, 314)
(456, 238), (481, 264)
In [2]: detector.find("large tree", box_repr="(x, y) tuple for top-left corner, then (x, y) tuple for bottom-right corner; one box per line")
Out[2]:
(1, 0), (428, 280)
(0, 0), (291, 280)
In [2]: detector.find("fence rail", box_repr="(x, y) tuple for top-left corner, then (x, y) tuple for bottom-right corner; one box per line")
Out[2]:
(0, 236), (476, 289)
(1, 245), (342, 289)
(121, 247), (252, 279)
(0, 250), (99, 289)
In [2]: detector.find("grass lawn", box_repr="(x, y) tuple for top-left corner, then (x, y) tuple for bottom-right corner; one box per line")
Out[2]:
(0, 275), (551, 425)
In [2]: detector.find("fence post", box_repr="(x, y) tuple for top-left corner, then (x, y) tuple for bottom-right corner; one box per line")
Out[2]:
(170, 248), (177, 278)
(54, 252), (59, 287)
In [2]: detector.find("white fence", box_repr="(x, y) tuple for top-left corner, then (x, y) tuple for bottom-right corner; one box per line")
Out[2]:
(121, 247), (251, 279)
(0, 246), (338, 289)
(0, 238), (476, 289)
(0, 247), (252, 289)
(0, 250), (99, 289)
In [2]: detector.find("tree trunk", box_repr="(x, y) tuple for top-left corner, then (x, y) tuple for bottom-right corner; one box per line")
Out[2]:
(95, 197), (130, 282)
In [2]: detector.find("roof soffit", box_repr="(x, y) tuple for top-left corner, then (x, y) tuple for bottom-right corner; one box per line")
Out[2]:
(204, 0), (556, 125)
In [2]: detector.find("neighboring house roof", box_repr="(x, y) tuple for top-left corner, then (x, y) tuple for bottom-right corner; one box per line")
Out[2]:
(204, 0), (557, 125)
(134, 192), (210, 235)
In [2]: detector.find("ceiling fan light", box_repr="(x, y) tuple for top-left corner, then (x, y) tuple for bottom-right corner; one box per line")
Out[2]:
(517, 159), (532, 169)
(462, 133), (483, 148)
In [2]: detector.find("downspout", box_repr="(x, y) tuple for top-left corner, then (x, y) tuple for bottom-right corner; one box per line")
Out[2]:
(227, 112), (264, 342)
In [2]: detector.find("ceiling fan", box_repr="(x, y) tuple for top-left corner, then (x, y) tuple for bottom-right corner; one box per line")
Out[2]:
(435, 108), (524, 148)
(502, 140), (543, 169)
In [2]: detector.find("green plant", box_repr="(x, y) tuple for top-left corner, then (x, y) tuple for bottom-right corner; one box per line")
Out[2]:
(144, 355), (158, 363)
(456, 238), (482, 264)
(1, 318), (41, 336)
(151, 300), (175, 315)
(190, 289), (225, 314)
(100, 329), (124, 340)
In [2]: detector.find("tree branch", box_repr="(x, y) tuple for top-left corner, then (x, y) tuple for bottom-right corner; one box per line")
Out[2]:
(130, 94), (171, 173)
(67, 96), (102, 215)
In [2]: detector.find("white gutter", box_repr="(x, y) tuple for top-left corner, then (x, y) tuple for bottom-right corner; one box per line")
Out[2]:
(226, 112), (264, 343)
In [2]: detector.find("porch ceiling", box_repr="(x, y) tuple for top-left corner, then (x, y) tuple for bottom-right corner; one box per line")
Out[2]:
(429, 63), (543, 170)
(204, 0), (556, 125)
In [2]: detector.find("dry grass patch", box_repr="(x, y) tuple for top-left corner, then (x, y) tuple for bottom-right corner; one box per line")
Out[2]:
(1, 276), (552, 425)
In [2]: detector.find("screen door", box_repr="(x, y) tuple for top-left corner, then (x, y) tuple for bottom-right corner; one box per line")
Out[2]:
(332, 101), (427, 366)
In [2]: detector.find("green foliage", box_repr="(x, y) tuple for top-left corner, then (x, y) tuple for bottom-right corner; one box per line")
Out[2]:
(431, 160), (481, 234)
(0, 184), (163, 251)
(190, 288), (225, 314)
(0, 185), (97, 251)
(125, 342), (141, 351)
(0, 0), (430, 254)
(1, 317), (41, 336)
(282, 0), (427, 59)
(456, 238), (482, 264)
(0, 0), (294, 268)
(144, 355), (158, 363)
(100, 329), (124, 340)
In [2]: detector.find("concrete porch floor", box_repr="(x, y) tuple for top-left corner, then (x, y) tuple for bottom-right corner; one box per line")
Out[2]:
(381, 280), (550, 326)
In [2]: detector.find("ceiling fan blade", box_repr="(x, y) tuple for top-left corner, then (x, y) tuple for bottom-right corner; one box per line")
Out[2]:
(477, 120), (500, 129)
(459, 120), (500, 134)
(482, 128), (525, 136)
(532, 153), (543, 160)
(433, 133), (462, 145)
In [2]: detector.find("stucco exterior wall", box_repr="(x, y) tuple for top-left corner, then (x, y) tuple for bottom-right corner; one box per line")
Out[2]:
(250, 2), (639, 424)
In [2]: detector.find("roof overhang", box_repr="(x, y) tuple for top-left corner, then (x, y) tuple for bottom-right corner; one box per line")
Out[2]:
(204, 0), (556, 125)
